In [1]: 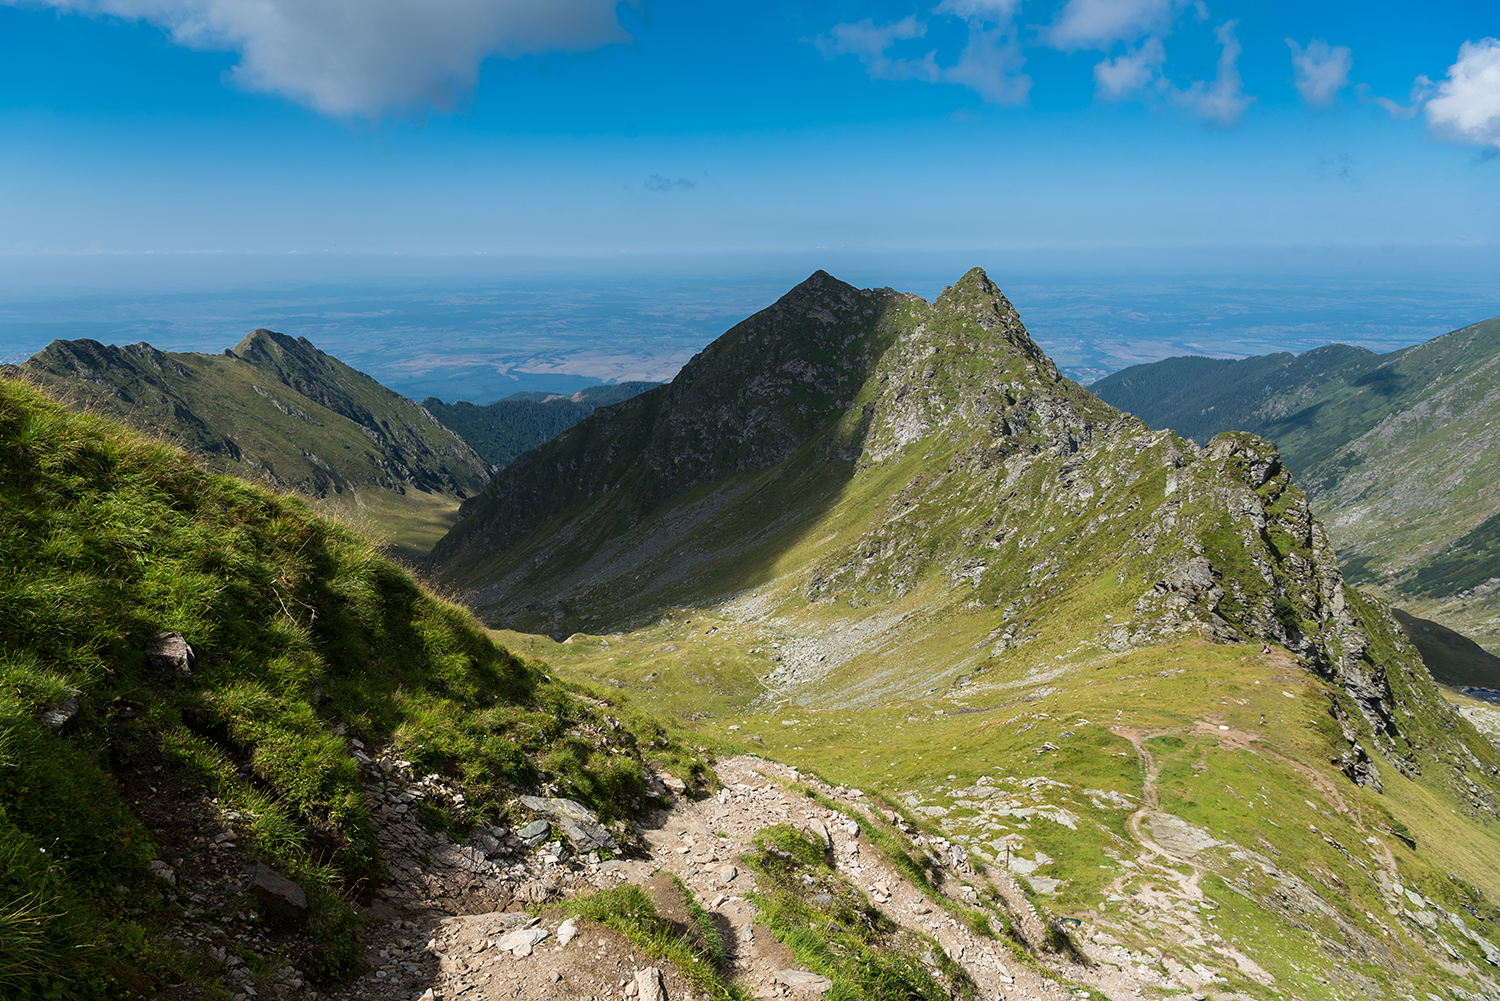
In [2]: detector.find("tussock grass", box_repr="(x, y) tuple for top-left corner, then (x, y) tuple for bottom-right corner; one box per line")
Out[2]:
(740, 824), (979, 1001)
(566, 882), (745, 1000)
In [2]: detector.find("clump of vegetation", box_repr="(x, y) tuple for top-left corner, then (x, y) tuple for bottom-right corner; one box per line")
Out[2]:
(740, 824), (979, 1001)
(0, 377), (703, 998)
(567, 881), (743, 1000)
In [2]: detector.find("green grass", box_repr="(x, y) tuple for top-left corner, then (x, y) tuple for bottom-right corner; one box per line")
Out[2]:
(740, 824), (979, 1001)
(566, 881), (745, 1000)
(0, 375), (706, 998)
(14, 330), (492, 560)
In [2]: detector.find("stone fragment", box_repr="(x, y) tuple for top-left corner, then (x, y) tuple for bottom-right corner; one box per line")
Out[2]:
(517, 820), (550, 845)
(635, 966), (666, 1001)
(806, 820), (831, 848)
(660, 774), (688, 795)
(146, 859), (176, 886)
(467, 830), (500, 857)
(719, 865), (738, 884)
(518, 796), (615, 852)
(495, 927), (548, 957)
(145, 631), (195, 678)
(244, 863), (307, 918)
(557, 917), (578, 946)
(36, 693), (80, 731)
(776, 969), (832, 992)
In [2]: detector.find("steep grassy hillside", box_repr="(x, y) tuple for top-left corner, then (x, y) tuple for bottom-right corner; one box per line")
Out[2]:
(12, 331), (494, 558)
(0, 376), (703, 1000)
(1091, 317), (1500, 649)
(422, 381), (659, 470)
(434, 268), (1500, 1000)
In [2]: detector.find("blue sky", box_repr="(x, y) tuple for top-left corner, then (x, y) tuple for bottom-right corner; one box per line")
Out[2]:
(2, 0), (1497, 259)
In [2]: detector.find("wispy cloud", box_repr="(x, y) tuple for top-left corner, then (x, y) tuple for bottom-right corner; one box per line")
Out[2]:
(813, 4), (1030, 106)
(1286, 38), (1352, 108)
(644, 175), (695, 193)
(1093, 37), (1165, 101)
(1170, 21), (1251, 126)
(1424, 38), (1500, 152)
(1049, 0), (1175, 51)
(8, 0), (634, 117)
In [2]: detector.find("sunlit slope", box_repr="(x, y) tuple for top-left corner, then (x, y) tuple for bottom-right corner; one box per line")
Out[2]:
(0, 374), (708, 998)
(14, 330), (494, 557)
(1092, 316), (1500, 650)
(443, 267), (1500, 999)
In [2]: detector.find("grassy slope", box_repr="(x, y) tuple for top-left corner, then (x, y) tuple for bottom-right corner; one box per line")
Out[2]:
(14, 331), (494, 560)
(437, 269), (1500, 999)
(0, 376), (704, 999)
(1091, 317), (1500, 650)
(422, 382), (660, 470)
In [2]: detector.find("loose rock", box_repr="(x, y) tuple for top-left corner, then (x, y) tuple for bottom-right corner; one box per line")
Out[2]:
(244, 863), (307, 919)
(145, 631), (195, 678)
(635, 966), (667, 1001)
(519, 796), (615, 852)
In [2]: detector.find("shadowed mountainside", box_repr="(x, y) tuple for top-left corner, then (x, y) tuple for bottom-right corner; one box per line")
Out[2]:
(427, 267), (1500, 1000)
(422, 382), (660, 470)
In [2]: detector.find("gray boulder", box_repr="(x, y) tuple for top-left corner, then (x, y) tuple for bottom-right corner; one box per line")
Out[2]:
(145, 632), (195, 678)
(245, 862), (307, 918)
(518, 796), (614, 852)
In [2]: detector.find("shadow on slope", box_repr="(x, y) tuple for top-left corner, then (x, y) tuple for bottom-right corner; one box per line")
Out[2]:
(429, 271), (913, 634)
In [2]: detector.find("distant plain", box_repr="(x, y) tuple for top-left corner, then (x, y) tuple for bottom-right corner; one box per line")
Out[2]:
(3, 248), (1496, 402)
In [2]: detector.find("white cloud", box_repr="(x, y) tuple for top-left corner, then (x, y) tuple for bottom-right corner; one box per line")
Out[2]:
(1093, 36), (1164, 100)
(815, 10), (1030, 106)
(1170, 20), (1250, 125)
(813, 15), (939, 83)
(1424, 37), (1500, 151)
(1286, 38), (1351, 108)
(934, 0), (1022, 20)
(11, 0), (633, 117)
(1050, 0), (1173, 50)
(945, 23), (1031, 104)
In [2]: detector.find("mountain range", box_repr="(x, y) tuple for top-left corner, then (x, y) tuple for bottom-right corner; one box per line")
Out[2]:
(426, 268), (1500, 997)
(422, 382), (660, 470)
(1090, 316), (1500, 653)
(8, 269), (1500, 1001)
(7, 332), (658, 560)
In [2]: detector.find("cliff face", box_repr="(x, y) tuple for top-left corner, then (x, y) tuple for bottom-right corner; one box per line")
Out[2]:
(1091, 316), (1500, 653)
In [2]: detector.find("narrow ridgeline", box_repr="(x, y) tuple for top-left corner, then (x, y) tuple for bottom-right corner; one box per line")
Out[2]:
(13, 330), (495, 557)
(1091, 315), (1500, 653)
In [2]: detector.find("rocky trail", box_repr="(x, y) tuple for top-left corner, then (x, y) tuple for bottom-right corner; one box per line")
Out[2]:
(293, 753), (1271, 1001)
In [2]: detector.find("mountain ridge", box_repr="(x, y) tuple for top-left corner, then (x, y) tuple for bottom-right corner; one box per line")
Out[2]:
(426, 266), (1500, 999)
(12, 330), (495, 557)
(420, 381), (660, 470)
(1090, 315), (1500, 651)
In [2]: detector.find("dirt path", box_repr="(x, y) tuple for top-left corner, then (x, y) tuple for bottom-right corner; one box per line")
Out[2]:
(304, 753), (1285, 1001)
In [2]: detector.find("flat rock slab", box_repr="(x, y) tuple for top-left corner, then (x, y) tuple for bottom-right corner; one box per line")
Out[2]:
(776, 969), (833, 992)
(519, 796), (614, 852)
(496, 927), (549, 957)
(1148, 812), (1219, 856)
